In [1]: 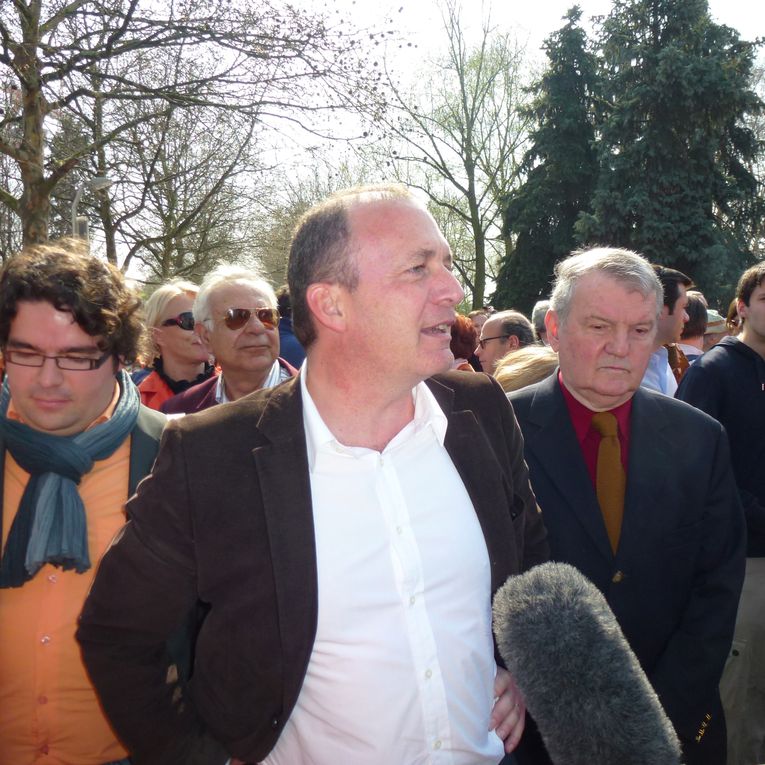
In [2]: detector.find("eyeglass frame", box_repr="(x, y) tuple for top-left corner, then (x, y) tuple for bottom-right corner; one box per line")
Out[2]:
(477, 334), (511, 350)
(160, 311), (196, 331)
(209, 307), (280, 331)
(3, 348), (114, 371)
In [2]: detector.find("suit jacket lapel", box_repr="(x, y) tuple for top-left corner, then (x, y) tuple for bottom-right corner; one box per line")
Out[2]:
(426, 377), (518, 592)
(619, 389), (674, 553)
(249, 376), (318, 709)
(128, 406), (166, 496)
(522, 375), (614, 560)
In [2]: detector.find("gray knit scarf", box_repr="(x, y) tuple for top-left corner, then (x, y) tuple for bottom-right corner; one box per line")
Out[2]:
(0, 370), (139, 588)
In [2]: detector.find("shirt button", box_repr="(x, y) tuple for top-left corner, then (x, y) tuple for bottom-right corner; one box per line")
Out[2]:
(38, 695), (48, 705)
(434, 740), (442, 750)
(612, 570), (625, 583)
(409, 595), (416, 606)
(40, 635), (51, 645)
(47, 574), (57, 583)
(271, 716), (280, 729)
(396, 526), (403, 535)
(425, 669), (432, 679)
(40, 744), (49, 754)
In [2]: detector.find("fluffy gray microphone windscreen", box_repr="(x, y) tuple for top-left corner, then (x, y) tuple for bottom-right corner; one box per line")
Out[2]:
(493, 562), (682, 765)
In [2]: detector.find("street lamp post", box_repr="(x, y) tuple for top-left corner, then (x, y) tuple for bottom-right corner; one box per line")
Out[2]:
(71, 176), (113, 239)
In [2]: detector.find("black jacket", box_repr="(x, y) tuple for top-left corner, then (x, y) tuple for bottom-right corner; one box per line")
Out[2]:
(677, 336), (765, 557)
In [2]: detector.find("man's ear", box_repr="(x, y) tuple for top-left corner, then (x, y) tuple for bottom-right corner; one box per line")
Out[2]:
(546, 310), (561, 351)
(507, 334), (521, 351)
(306, 283), (346, 335)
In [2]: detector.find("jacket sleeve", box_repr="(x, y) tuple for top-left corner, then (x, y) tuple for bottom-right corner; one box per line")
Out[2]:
(77, 423), (230, 765)
(675, 362), (722, 419)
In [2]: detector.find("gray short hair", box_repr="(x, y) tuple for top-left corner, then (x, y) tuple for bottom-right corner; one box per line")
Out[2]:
(194, 264), (277, 330)
(531, 300), (550, 336)
(550, 247), (662, 325)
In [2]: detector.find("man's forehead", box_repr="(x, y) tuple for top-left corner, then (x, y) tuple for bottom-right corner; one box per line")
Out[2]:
(570, 275), (657, 316)
(211, 281), (270, 306)
(480, 315), (502, 336)
(348, 196), (437, 239)
(9, 300), (102, 347)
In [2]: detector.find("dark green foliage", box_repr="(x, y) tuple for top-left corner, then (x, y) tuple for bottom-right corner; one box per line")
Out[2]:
(495, 0), (764, 312)
(494, 7), (599, 314)
(579, 0), (763, 304)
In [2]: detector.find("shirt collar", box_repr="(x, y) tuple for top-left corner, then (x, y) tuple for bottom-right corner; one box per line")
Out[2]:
(558, 372), (632, 441)
(300, 363), (447, 470)
(215, 360), (283, 404)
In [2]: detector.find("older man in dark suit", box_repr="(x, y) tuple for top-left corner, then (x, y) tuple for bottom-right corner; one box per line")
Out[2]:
(77, 185), (548, 765)
(508, 247), (745, 765)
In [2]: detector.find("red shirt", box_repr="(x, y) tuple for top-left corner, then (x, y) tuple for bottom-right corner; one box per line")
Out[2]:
(558, 372), (632, 487)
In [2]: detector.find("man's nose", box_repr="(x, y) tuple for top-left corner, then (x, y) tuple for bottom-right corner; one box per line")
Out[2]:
(38, 356), (65, 385)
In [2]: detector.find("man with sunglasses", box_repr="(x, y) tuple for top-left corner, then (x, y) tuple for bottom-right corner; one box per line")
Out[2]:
(475, 310), (535, 374)
(0, 240), (166, 765)
(79, 185), (547, 765)
(161, 265), (296, 415)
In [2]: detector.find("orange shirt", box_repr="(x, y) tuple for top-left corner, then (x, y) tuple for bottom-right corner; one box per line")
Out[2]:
(0, 385), (131, 765)
(137, 369), (174, 411)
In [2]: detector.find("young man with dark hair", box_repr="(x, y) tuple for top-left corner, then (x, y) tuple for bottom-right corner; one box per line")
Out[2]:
(0, 239), (166, 765)
(677, 262), (765, 765)
(641, 264), (693, 395)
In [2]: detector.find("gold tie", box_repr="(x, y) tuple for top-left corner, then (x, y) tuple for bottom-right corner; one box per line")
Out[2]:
(591, 412), (626, 554)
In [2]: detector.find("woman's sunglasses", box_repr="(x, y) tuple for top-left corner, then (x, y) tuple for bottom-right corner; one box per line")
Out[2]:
(222, 307), (280, 331)
(160, 311), (195, 331)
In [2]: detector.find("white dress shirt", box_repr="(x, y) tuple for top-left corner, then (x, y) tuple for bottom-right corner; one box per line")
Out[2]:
(263, 367), (504, 765)
(214, 360), (290, 404)
(641, 346), (678, 396)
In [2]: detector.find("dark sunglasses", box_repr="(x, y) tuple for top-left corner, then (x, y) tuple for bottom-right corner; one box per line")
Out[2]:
(223, 307), (280, 331)
(161, 311), (196, 331)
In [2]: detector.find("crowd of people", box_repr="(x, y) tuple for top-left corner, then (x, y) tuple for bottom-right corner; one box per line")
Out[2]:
(0, 183), (762, 765)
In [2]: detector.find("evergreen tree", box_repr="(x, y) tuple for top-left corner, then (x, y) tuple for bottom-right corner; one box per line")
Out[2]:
(494, 7), (599, 315)
(577, 0), (763, 302)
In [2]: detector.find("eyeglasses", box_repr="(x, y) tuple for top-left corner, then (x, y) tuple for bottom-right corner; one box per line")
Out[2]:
(3, 348), (113, 371)
(220, 307), (279, 331)
(160, 311), (195, 331)
(478, 334), (510, 349)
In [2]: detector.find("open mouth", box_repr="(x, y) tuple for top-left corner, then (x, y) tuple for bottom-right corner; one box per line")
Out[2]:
(422, 322), (452, 336)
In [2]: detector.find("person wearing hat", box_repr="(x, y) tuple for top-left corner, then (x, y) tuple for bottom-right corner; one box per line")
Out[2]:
(703, 308), (729, 352)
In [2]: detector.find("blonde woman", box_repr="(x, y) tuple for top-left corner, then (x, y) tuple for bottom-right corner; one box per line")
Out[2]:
(494, 344), (558, 394)
(138, 280), (214, 410)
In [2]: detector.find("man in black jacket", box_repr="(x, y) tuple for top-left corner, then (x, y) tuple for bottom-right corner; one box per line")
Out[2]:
(677, 262), (765, 765)
(509, 247), (745, 765)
